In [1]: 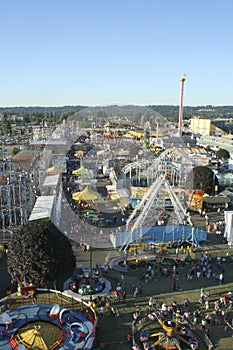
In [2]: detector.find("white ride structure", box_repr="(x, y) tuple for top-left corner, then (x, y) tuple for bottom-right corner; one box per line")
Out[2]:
(117, 149), (195, 250)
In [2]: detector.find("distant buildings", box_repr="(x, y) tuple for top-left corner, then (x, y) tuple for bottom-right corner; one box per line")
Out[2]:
(190, 117), (233, 137)
(190, 117), (219, 136)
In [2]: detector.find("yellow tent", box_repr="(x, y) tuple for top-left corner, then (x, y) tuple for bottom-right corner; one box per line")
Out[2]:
(131, 187), (148, 198)
(72, 187), (98, 201)
(110, 192), (119, 201)
(72, 165), (86, 176)
(75, 150), (84, 158)
(119, 197), (130, 208)
(46, 166), (56, 174)
(125, 132), (135, 139)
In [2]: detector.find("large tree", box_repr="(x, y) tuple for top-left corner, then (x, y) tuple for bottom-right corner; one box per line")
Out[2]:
(7, 221), (76, 288)
(186, 166), (218, 195)
(216, 148), (230, 160)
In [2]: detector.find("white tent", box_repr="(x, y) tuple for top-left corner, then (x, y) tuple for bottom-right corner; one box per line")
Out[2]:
(29, 195), (55, 222)
(224, 211), (233, 245)
(43, 174), (60, 187)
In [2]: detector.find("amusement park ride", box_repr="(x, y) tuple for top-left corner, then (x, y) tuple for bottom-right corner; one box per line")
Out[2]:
(117, 148), (198, 251)
(139, 317), (199, 350)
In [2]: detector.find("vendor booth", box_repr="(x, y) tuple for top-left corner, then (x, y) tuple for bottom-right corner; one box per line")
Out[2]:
(202, 194), (230, 211)
(224, 211), (233, 245)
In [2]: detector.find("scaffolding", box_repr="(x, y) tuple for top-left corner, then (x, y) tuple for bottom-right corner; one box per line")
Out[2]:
(0, 169), (37, 241)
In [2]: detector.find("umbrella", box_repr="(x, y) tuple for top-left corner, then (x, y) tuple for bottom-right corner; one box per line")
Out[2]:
(72, 165), (86, 176)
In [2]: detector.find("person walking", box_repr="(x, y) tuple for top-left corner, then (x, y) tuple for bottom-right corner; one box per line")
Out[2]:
(110, 306), (116, 318)
(219, 272), (224, 285)
(148, 297), (154, 311)
(122, 290), (127, 303)
(133, 286), (139, 297)
(115, 308), (121, 320)
(138, 283), (143, 294)
(99, 306), (104, 317)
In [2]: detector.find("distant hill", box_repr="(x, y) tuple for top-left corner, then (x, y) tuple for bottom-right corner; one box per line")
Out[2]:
(148, 105), (233, 119)
(0, 104), (233, 119)
(77, 105), (165, 119)
(0, 105), (87, 114)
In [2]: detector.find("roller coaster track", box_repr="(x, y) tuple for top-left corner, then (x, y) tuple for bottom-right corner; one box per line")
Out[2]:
(120, 175), (191, 251)
(119, 149), (193, 250)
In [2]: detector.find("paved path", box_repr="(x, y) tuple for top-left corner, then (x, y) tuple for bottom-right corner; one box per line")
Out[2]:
(189, 210), (231, 257)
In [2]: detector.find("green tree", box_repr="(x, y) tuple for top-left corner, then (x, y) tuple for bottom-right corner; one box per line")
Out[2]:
(23, 114), (31, 124)
(216, 148), (230, 160)
(186, 166), (218, 195)
(11, 147), (20, 157)
(7, 221), (76, 288)
(2, 115), (12, 135)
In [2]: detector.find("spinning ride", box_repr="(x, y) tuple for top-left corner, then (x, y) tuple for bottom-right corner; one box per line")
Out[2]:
(69, 269), (107, 296)
(0, 303), (96, 350)
(141, 318), (199, 350)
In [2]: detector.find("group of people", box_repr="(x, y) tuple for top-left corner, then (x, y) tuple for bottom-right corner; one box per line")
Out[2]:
(186, 251), (226, 286)
(198, 208), (226, 236)
(130, 286), (232, 349)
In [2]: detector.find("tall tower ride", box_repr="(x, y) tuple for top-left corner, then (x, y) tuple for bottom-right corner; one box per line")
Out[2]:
(178, 74), (186, 137)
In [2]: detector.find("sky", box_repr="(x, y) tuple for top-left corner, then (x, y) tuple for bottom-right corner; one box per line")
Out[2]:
(1, 0), (233, 107)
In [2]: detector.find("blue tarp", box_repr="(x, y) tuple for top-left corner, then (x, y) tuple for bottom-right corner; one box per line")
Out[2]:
(111, 225), (207, 249)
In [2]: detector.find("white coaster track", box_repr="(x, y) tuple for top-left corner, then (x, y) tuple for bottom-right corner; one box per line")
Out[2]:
(120, 149), (193, 250)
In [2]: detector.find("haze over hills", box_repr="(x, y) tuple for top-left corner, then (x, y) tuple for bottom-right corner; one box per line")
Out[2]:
(75, 105), (165, 121)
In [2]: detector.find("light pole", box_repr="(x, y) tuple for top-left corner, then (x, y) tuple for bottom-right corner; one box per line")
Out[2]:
(89, 233), (93, 303)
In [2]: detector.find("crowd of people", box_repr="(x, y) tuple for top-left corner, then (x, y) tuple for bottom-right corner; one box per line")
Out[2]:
(186, 251), (227, 285)
(93, 247), (233, 349)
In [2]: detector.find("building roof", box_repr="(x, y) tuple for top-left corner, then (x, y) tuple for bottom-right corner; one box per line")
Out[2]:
(219, 190), (233, 200)
(12, 149), (40, 160)
(11, 149), (40, 172)
(202, 195), (231, 204)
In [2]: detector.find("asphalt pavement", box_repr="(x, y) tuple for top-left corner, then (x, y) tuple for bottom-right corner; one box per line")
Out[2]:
(0, 252), (11, 297)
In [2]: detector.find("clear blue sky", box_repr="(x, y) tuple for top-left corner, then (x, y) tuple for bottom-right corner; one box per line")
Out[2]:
(1, 0), (233, 107)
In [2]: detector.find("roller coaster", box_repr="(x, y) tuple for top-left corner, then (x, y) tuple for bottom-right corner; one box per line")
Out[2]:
(110, 148), (206, 251)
